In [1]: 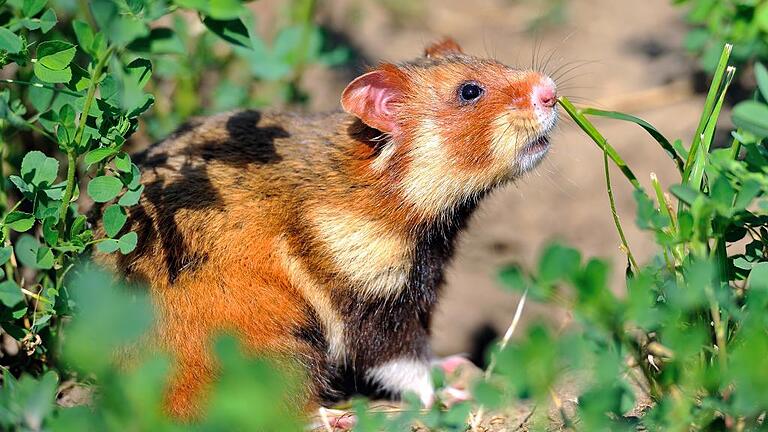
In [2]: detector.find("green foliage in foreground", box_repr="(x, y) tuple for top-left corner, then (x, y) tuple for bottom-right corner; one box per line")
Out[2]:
(674, 0), (768, 74)
(1, 264), (305, 431)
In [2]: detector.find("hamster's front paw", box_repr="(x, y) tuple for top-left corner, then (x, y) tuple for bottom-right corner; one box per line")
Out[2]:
(432, 355), (481, 407)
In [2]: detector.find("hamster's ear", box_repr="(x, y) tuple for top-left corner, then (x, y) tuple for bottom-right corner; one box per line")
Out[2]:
(424, 38), (463, 58)
(341, 68), (405, 134)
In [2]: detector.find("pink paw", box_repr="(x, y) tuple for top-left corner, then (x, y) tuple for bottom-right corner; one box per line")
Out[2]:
(432, 355), (480, 407)
(437, 355), (474, 376)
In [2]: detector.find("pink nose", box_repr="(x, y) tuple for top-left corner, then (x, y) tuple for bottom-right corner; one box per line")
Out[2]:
(535, 83), (557, 108)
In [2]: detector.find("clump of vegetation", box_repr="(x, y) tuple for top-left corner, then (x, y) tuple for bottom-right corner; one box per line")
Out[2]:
(675, 0), (768, 73)
(0, 0), (343, 429)
(498, 45), (768, 429)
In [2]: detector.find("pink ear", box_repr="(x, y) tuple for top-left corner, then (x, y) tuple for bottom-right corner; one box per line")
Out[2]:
(341, 69), (404, 134)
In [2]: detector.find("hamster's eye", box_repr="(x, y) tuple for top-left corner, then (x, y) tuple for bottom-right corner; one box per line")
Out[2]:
(459, 82), (484, 103)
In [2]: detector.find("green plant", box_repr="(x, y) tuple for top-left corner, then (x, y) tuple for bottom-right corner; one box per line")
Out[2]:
(494, 44), (768, 429)
(675, 0), (768, 74)
(0, 263), (304, 431)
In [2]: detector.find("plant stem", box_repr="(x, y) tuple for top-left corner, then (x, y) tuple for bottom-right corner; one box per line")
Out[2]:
(57, 46), (115, 232)
(603, 151), (638, 272)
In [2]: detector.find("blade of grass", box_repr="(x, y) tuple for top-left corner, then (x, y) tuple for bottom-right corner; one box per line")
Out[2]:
(583, 108), (684, 173)
(689, 66), (736, 190)
(681, 43), (732, 186)
(558, 96), (642, 190)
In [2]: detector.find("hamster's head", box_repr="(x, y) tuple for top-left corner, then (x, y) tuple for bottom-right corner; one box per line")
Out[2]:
(341, 38), (558, 218)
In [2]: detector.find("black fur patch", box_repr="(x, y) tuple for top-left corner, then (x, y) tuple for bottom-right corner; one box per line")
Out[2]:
(327, 194), (485, 399)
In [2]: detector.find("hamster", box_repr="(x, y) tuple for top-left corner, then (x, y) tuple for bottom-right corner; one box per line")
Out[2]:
(96, 38), (558, 418)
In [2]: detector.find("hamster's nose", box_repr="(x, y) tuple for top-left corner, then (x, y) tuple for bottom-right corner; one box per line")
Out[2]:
(534, 82), (557, 108)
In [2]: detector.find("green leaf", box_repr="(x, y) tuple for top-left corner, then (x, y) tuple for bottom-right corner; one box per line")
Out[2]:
(5, 211), (35, 232)
(0, 246), (12, 265)
(15, 234), (53, 270)
(72, 20), (95, 55)
(97, 238), (119, 253)
(748, 262), (768, 292)
(36, 245), (54, 269)
(732, 101), (768, 139)
(203, 16), (252, 48)
(87, 176), (123, 203)
(126, 58), (152, 89)
(9, 176), (31, 198)
(0, 280), (23, 307)
(20, 150), (59, 187)
(754, 63), (768, 105)
(538, 243), (581, 284)
(14, 371), (59, 427)
(84, 147), (118, 167)
(39, 9), (57, 33)
(498, 265), (529, 293)
(42, 217), (58, 246)
(70, 215), (87, 236)
(114, 152), (131, 172)
(670, 184), (701, 206)
(125, 0), (145, 14)
(757, 3), (768, 33)
(175, 0), (246, 19)
(103, 204), (127, 237)
(90, 0), (149, 46)
(118, 184), (144, 206)
(118, 231), (137, 254)
(68, 63), (91, 92)
(0, 28), (23, 54)
(22, 0), (47, 17)
(20, 17), (42, 31)
(36, 40), (76, 70)
(28, 78), (54, 113)
(33, 62), (72, 84)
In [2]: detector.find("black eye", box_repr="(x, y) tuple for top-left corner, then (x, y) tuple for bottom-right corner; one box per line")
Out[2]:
(459, 82), (483, 102)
